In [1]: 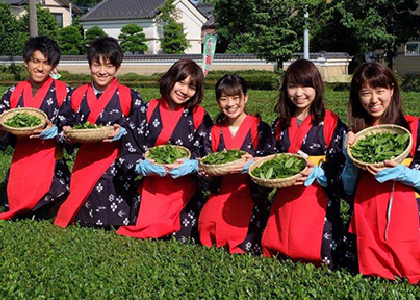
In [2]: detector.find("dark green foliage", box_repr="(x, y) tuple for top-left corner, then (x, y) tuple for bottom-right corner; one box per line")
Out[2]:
(84, 26), (108, 49)
(58, 25), (84, 55)
(73, 122), (102, 129)
(350, 132), (410, 163)
(251, 154), (305, 179)
(19, 3), (60, 40)
(119, 24), (148, 54)
(2, 220), (419, 299)
(157, 0), (190, 54)
(399, 74), (420, 93)
(201, 150), (245, 165)
(0, 3), (26, 56)
(147, 145), (189, 165)
(4, 113), (42, 128)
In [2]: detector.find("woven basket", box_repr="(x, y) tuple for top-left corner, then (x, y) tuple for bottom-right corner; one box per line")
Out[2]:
(64, 126), (115, 143)
(199, 154), (247, 176)
(145, 145), (191, 166)
(347, 124), (413, 170)
(248, 153), (307, 188)
(0, 107), (47, 136)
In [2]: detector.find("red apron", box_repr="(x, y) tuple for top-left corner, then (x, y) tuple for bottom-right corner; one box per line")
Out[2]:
(349, 116), (420, 284)
(1, 78), (61, 220)
(54, 79), (130, 228)
(199, 116), (259, 253)
(117, 98), (201, 238)
(262, 110), (338, 262)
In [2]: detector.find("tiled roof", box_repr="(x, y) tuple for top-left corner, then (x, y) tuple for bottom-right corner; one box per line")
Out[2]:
(196, 2), (214, 27)
(80, 0), (166, 22)
(2, 0), (83, 14)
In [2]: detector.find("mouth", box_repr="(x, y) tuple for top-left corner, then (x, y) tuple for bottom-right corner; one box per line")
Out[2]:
(225, 107), (238, 115)
(174, 92), (188, 101)
(369, 104), (382, 112)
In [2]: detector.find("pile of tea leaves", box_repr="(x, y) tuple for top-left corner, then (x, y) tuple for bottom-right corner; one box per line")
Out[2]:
(251, 154), (305, 179)
(147, 145), (189, 165)
(201, 149), (245, 165)
(4, 113), (42, 128)
(350, 132), (410, 163)
(73, 121), (102, 129)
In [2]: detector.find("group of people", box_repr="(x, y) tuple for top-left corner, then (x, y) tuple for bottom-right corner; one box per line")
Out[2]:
(0, 36), (419, 284)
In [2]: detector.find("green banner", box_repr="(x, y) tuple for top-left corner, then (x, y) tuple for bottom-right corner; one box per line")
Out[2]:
(202, 33), (217, 76)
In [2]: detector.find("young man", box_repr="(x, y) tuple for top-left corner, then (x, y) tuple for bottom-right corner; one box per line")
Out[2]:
(0, 36), (71, 220)
(54, 37), (146, 229)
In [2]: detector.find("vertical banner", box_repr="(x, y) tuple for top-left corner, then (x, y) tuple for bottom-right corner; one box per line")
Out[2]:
(202, 33), (217, 77)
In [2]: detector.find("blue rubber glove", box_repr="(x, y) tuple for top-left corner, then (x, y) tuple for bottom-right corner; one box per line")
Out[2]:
(111, 126), (126, 142)
(135, 159), (166, 177)
(168, 158), (199, 179)
(241, 158), (255, 174)
(375, 164), (420, 189)
(341, 131), (359, 195)
(39, 125), (58, 140)
(304, 166), (328, 187)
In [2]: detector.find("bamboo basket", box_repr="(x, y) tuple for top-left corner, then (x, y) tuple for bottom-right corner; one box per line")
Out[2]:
(347, 124), (412, 170)
(145, 145), (191, 166)
(64, 126), (114, 143)
(0, 107), (47, 136)
(199, 152), (247, 176)
(248, 153), (307, 188)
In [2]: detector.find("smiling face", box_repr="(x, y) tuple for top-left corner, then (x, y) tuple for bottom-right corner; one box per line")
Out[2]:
(218, 92), (248, 126)
(360, 85), (393, 124)
(167, 75), (197, 109)
(287, 83), (316, 119)
(25, 50), (52, 85)
(90, 55), (118, 92)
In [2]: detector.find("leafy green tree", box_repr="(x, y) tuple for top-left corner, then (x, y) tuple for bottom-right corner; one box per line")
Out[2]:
(318, 0), (420, 68)
(19, 3), (60, 40)
(157, 0), (190, 54)
(58, 25), (83, 55)
(118, 24), (148, 54)
(84, 25), (108, 49)
(0, 3), (25, 55)
(213, 0), (321, 64)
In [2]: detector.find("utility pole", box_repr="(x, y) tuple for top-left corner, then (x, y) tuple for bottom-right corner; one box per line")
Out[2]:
(69, 2), (73, 24)
(303, 6), (309, 60)
(29, 0), (38, 37)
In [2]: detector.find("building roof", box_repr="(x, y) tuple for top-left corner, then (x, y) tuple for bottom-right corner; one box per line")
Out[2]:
(2, 0), (83, 14)
(196, 2), (214, 27)
(80, 0), (167, 22)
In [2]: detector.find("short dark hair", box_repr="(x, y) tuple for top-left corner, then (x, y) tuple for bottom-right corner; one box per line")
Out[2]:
(348, 62), (408, 132)
(275, 59), (325, 130)
(87, 37), (123, 68)
(159, 59), (204, 108)
(214, 74), (249, 123)
(23, 36), (61, 69)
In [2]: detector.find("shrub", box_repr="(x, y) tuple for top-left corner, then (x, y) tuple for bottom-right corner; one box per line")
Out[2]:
(398, 73), (420, 92)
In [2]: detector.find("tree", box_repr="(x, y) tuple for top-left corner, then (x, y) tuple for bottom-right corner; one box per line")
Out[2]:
(84, 25), (108, 49)
(213, 0), (321, 64)
(118, 24), (148, 54)
(0, 3), (25, 55)
(58, 25), (83, 55)
(327, 0), (420, 68)
(157, 0), (190, 54)
(19, 3), (60, 40)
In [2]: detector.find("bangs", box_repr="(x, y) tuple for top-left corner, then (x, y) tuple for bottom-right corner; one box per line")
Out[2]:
(362, 69), (393, 90)
(217, 82), (243, 97)
(287, 69), (316, 87)
(174, 65), (201, 87)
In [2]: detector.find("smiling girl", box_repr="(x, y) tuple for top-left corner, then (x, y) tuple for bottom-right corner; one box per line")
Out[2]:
(344, 63), (420, 284)
(198, 74), (275, 254)
(262, 59), (348, 267)
(116, 59), (213, 241)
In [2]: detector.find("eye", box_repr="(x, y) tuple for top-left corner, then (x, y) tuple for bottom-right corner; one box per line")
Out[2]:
(288, 84), (296, 89)
(189, 85), (196, 91)
(107, 64), (114, 68)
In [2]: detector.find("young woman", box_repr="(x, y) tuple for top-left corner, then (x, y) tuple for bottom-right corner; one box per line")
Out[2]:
(198, 74), (275, 254)
(54, 37), (145, 228)
(0, 37), (70, 220)
(344, 62), (420, 284)
(116, 59), (213, 241)
(262, 59), (348, 268)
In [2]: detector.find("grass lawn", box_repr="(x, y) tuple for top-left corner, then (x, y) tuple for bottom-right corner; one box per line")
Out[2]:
(1, 85), (420, 299)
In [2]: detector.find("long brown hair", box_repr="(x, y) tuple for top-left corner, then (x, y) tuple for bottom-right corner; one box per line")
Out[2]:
(159, 58), (204, 108)
(274, 59), (325, 130)
(348, 62), (408, 132)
